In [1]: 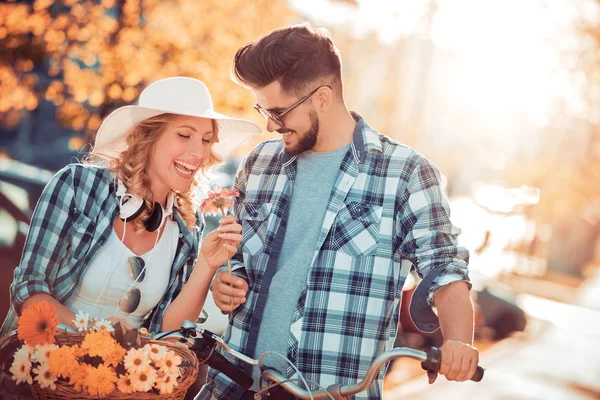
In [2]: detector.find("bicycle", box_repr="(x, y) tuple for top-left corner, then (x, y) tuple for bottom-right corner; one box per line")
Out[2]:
(154, 320), (485, 400)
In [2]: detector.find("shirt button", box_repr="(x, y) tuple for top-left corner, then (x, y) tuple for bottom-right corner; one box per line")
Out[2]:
(260, 287), (268, 293)
(159, 304), (165, 309)
(178, 233), (183, 238)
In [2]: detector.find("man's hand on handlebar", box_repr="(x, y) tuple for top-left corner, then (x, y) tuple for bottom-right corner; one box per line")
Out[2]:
(433, 340), (480, 383)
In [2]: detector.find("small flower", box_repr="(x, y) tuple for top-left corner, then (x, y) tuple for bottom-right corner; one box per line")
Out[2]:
(48, 345), (79, 379)
(10, 358), (32, 385)
(71, 344), (87, 358)
(31, 343), (58, 365)
(144, 343), (167, 363)
(103, 343), (127, 367)
(123, 347), (151, 373)
(13, 344), (33, 363)
(155, 370), (179, 394)
(32, 363), (57, 390)
(117, 373), (135, 394)
(157, 350), (182, 375)
(81, 331), (118, 359)
(17, 301), (59, 346)
(73, 310), (90, 332)
(130, 366), (157, 392)
(199, 185), (239, 216)
(68, 364), (88, 392)
(84, 364), (118, 397)
(93, 319), (115, 333)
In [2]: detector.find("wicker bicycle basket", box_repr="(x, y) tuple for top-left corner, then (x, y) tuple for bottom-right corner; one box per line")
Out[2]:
(25, 331), (199, 400)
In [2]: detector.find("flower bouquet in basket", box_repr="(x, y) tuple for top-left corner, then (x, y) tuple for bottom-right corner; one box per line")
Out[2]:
(5, 301), (198, 399)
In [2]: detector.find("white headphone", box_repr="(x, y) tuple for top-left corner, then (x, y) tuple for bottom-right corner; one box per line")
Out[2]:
(116, 178), (175, 232)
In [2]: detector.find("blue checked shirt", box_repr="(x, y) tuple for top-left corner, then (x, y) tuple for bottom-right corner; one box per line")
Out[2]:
(202, 113), (470, 399)
(0, 164), (203, 338)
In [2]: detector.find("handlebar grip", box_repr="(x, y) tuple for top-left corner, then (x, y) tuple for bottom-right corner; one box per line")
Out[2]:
(422, 347), (485, 382)
(471, 366), (485, 382)
(206, 350), (254, 389)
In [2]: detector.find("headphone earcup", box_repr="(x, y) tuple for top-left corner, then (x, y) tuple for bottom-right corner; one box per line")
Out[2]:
(119, 196), (145, 222)
(144, 202), (164, 232)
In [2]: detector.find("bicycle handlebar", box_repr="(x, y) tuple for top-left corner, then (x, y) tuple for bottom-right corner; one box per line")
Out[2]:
(153, 321), (485, 399)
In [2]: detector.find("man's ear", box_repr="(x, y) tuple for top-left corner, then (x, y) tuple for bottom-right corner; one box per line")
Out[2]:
(314, 85), (333, 113)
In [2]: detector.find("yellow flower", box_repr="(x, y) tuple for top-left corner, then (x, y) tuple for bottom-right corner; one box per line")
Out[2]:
(123, 347), (151, 373)
(130, 366), (157, 392)
(157, 350), (182, 375)
(81, 330), (118, 359)
(10, 357), (33, 385)
(84, 364), (118, 397)
(48, 345), (79, 379)
(155, 371), (179, 394)
(32, 363), (57, 390)
(104, 343), (127, 367)
(144, 343), (167, 363)
(17, 301), (58, 346)
(116, 373), (135, 394)
(68, 363), (88, 392)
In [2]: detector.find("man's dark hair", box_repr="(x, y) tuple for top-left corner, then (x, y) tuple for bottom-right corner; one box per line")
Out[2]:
(232, 23), (343, 96)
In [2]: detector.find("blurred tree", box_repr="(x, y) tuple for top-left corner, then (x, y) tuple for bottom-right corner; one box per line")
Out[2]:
(0, 0), (294, 143)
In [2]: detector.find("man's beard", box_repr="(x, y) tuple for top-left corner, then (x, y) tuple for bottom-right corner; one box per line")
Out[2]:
(282, 111), (319, 156)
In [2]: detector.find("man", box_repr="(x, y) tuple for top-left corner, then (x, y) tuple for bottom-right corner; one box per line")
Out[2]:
(200, 24), (478, 400)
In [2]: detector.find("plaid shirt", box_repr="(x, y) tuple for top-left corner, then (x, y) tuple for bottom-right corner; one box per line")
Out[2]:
(202, 113), (470, 399)
(0, 164), (203, 338)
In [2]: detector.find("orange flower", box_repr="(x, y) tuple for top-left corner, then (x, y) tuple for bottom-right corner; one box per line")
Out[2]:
(81, 331), (118, 359)
(71, 344), (87, 358)
(17, 301), (58, 346)
(68, 364), (88, 392)
(48, 345), (78, 379)
(103, 343), (127, 367)
(199, 185), (239, 216)
(84, 364), (118, 397)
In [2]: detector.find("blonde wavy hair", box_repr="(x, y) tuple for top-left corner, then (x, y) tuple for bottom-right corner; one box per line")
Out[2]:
(88, 113), (222, 233)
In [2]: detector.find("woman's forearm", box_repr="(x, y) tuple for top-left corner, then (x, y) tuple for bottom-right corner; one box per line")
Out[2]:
(22, 293), (76, 329)
(162, 255), (215, 331)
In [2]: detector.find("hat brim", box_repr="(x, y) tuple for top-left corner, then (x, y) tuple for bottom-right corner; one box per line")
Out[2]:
(93, 105), (263, 159)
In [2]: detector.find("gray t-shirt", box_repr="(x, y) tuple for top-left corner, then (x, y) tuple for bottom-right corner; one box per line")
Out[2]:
(251, 144), (349, 389)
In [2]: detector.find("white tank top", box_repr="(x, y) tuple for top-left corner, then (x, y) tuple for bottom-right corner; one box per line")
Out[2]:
(65, 219), (179, 330)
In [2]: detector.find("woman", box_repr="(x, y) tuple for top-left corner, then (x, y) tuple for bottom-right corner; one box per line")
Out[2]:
(0, 77), (261, 337)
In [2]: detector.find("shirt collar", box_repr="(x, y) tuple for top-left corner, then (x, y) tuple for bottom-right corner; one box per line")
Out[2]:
(277, 111), (383, 166)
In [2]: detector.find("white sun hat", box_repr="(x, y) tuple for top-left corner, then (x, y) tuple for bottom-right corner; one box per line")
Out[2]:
(93, 77), (263, 158)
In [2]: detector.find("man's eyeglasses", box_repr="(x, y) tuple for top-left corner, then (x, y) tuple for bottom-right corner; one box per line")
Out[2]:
(253, 85), (331, 128)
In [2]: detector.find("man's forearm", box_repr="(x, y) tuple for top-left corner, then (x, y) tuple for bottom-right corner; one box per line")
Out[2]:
(432, 281), (474, 344)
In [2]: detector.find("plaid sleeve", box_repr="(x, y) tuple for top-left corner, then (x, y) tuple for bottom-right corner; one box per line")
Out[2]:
(397, 155), (470, 333)
(10, 165), (75, 313)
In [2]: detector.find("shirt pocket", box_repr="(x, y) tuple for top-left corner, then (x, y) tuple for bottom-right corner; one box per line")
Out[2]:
(240, 202), (272, 256)
(330, 202), (382, 257)
(70, 213), (96, 260)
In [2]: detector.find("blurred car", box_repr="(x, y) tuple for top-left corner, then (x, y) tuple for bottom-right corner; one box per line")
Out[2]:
(0, 158), (54, 323)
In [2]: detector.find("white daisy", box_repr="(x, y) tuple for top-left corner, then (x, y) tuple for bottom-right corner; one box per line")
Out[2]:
(13, 345), (33, 363)
(33, 363), (57, 390)
(93, 319), (115, 333)
(73, 310), (90, 332)
(143, 343), (167, 363)
(31, 344), (58, 365)
(10, 358), (32, 385)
